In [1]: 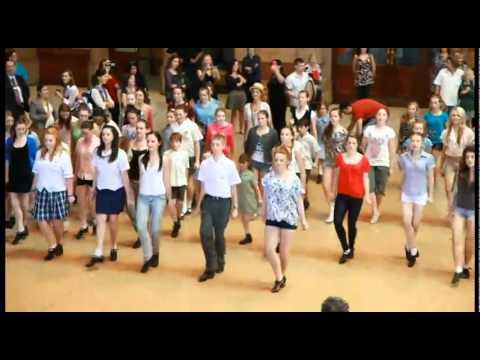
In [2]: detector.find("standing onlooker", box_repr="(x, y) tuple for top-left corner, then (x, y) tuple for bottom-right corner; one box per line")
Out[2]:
(205, 108), (235, 158)
(285, 58), (310, 111)
(226, 60), (247, 134)
(332, 135), (370, 264)
(434, 56), (464, 114)
(244, 82), (272, 134)
(168, 48), (204, 99)
(86, 126), (134, 268)
(31, 127), (74, 261)
(194, 134), (241, 282)
(124, 60), (148, 93)
(164, 55), (188, 104)
(352, 48), (376, 99)
(137, 131), (171, 273)
(237, 154), (262, 245)
(399, 133), (435, 267)
(56, 69), (81, 113)
(195, 53), (221, 101)
(98, 59), (121, 124)
(244, 110), (279, 193)
(29, 82), (57, 137)
(136, 89), (154, 130)
(91, 69), (115, 119)
(323, 107), (348, 223)
(163, 132), (189, 238)
(5, 48), (29, 83)
(5, 116), (38, 244)
(5, 59), (30, 115)
(74, 120), (100, 239)
(262, 145), (308, 293)
(361, 108), (397, 224)
(439, 107), (475, 217)
(121, 75), (138, 109)
(449, 146), (474, 286)
(242, 48), (262, 103)
(268, 59), (288, 136)
(458, 68), (475, 126)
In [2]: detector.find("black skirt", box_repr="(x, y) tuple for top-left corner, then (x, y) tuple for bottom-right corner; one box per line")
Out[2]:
(96, 187), (126, 215)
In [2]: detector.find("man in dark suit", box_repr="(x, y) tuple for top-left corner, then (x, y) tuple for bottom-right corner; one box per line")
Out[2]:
(6, 59), (30, 116)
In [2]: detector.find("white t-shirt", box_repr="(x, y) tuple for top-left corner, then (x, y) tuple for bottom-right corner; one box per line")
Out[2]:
(285, 71), (310, 108)
(441, 126), (475, 157)
(32, 150), (74, 192)
(171, 119), (203, 158)
(288, 141), (305, 174)
(164, 149), (189, 187)
(197, 155), (241, 198)
(433, 68), (464, 106)
(138, 159), (166, 196)
(244, 102), (272, 129)
(364, 126), (396, 167)
(93, 148), (130, 191)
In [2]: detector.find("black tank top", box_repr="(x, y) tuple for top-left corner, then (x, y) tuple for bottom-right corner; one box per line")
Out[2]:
(128, 149), (148, 181)
(9, 142), (32, 182)
(455, 174), (474, 210)
(290, 107), (312, 126)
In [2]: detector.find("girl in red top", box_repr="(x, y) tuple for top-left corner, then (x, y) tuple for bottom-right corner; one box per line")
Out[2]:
(205, 108), (235, 158)
(332, 135), (371, 264)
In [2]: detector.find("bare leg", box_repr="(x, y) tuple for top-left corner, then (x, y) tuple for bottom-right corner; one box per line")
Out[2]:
(444, 172), (455, 217)
(464, 218), (474, 268)
(38, 221), (56, 248)
(19, 194), (30, 227)
(402, 203), (415, 250)
(76, 185), (88, 228)
(322, 166), (334, 221)
(264, 225), (283, 281)
(52, 220), (64, 244)
(10, 193), (24, 232)
(108, 215), (119, 249)
(94, 214), (107, 256)
(451, 214), (466, 270)
(279, 229), (294, 274)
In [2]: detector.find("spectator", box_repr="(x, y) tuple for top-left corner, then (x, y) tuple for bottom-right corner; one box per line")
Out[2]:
(29, 82), (57, 136)
(5, 59), (30, 115)
(91, 69), (115, 118)
(121, 74), (138, 108)
(321, 297), (350, 312)
(434, 56), (464, 114)
(56, 69), (81, 113)
(458, 68), (475, 126)
(124, 60), (148, 93)
(244, 82), (272, 134)
(136, 89), (154, 130)
(164, 55), (188, 104)
(242, 48), (261, 102)
(285, 58), (310, 111)
(5, 48), (29, 83)
(168, 87), (195, 120)
(268, 59), (288, 136)
(97, 59), (121, 124)
(226, 60), (248, 134)
(352, 48), (376, 99)
(195, 53), (221, 101)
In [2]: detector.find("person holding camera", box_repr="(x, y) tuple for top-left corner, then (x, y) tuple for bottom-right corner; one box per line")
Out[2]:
(96, 59), (121, 124)
(242, 48), (261, 102)
(195, 53), (220, 101)
(285, 58), (310, 112)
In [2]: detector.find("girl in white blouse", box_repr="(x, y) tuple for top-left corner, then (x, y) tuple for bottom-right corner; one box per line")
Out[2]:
(86, 125), (134, 268)
(31, 127), (74, 261)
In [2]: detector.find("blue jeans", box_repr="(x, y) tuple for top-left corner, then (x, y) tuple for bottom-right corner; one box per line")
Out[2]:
(455, 207), (474, 220)
(136, 194), (167, 261)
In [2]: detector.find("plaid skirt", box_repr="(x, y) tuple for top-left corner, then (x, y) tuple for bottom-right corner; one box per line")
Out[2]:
(33, 189), (70, 221)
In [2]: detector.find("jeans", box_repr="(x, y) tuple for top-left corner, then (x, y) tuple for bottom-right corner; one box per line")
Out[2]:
(334, 194), (363, 252)
(136, 194), (167, 261)
(200, 195), (232, 272)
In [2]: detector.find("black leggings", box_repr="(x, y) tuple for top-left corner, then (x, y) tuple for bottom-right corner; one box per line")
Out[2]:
(334, 194), (363, 252)
(356, 85), (371, 100)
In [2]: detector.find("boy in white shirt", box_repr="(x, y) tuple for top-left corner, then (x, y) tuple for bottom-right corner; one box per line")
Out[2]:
(194, 134), (241, 282)
(434, 56), (464, 114)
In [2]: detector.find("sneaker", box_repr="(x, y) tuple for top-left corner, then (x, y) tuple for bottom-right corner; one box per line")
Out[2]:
(280, 276), (287, 288)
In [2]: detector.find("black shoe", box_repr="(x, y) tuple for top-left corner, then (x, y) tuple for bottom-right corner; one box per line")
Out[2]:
(271, 280), (283, 293)
(140, 259), (151, 273)
(198, 271), (215, 282)
(304, 199), (310, 210)
(75, 226), (89, 240)
(171, 221), (181, 238)
(404, 247), (411, 260)
(132, 238), (141, 249)
(451, 272), (463, 286)
(316, 174), (323, 184)
(86, 256), (104, 268)
(462, 268), (470, 279)
(55, 244), (63, 257)
(280, 276), (287, 288)
(12, 229), (27, 245)
(239, 234), (252, 245)
(150, 254), (159, 268)
(5, 216), (16, 229)
(216, 264), (225, 274)
(407, 250), (420, 267)
(44, 248), (57, 261)
(110, 249), (118, 261)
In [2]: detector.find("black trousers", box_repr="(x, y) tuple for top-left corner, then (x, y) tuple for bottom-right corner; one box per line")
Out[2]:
(356, 85), (371, 100)
(200, 195), (232, 272)
(334, 194), (363, 252)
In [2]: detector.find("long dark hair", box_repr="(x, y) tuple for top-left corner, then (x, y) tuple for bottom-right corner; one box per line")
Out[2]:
(61, 69), (75, 87)
(141, 131), (163, 171)
(458, 145), (475, 184)
(323, 107), (340, 142)
(97, 125), (120, 163)
(228, 59), (241, 75)
(58, 103), (72, 130)
(271, 59), (286, 77)
(11, 114), (28, 141)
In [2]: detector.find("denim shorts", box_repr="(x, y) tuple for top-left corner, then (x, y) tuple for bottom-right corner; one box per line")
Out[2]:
(455, 207), (475, 220)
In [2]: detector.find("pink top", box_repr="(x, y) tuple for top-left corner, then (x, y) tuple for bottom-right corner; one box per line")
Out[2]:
(75, 135), (100, 180)
(206, 122), (235, 157)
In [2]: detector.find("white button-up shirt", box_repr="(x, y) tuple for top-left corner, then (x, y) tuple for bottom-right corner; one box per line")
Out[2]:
(197, 155), (241, 198)
(434, 68), (464, 106)
(285, 71), (310, 108)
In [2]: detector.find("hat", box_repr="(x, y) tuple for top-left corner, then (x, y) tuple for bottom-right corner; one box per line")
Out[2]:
(249, 82), (265, 96)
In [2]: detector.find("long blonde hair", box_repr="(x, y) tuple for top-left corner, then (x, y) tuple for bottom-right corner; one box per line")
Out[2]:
(41, 126), (65, 161)
(445, 106), (467, 145)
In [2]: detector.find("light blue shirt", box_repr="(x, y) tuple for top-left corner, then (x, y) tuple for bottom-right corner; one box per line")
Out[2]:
(194, 100), (219, 127)
(15, 63), (29, 83)
(399, 151), (435, 197)
(401, 137), (433, 153)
